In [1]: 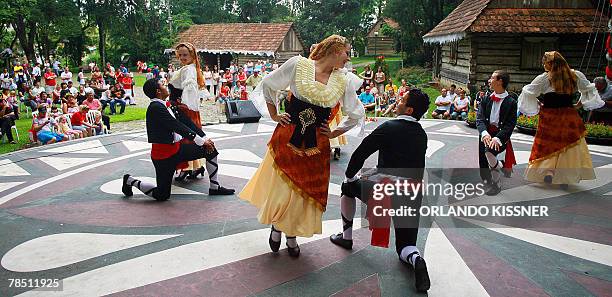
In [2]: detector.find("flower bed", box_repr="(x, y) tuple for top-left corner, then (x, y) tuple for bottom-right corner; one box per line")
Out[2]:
(517, 115), (612, 145)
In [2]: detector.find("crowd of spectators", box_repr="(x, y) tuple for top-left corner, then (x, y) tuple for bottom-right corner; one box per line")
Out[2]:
(1, 58), (135, 145)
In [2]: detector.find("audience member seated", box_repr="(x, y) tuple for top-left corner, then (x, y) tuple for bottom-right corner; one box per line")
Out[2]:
(384, 78), (398, 94)
(83, 91), (111, 132)
(32, 105), (67, 144)
(109, 84), (127, 115)
(67, 81), (78, 95)
(70, 105), (97, 137)
(49, 105), (62, 118)
(448, 84), (457, 101)
(359, 86), (376, 111)
(381, 89), (398, 116)
(432, 88), (452, 119)
(59, 82), (71, 100)
(368, 81), (379, 98)
(57, 115), (83, 139)
(31, 81), (46, 98)
(52, 84), (62, 105)
(451, 90), (470, 120)
(592, 77), (612, 124)
(76, 85), (87, 105)
(63, 94), (80, 114)
(19, 85), (37, 112)
(398, 79), (410, 98)
(38, 92), (52, 107)
(0, 97), (17, 143)
(474, 85), (486, 111)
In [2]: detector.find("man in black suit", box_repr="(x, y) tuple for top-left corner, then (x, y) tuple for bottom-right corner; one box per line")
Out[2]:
(476, 70), (517, 195)
(121, 79), (234, 201)
(330, 89), (431, 293)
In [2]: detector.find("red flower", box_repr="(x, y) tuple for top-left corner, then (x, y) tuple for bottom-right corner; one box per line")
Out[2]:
(166, 101), (171, 107)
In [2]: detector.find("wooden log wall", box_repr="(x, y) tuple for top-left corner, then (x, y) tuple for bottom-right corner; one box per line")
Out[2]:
(365, 36), (397, 56)
(439, 37), (472, 90)
(471, 33), (606, 92)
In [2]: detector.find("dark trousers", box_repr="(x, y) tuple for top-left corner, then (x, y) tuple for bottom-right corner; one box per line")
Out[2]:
(355, 179), (422, 256)
(150, 143), (217, 201)
(101, 114), (110, 131)
(478, 140), (507, 182)
(0, 115), (16, 142)
(110, 99), (126, 114)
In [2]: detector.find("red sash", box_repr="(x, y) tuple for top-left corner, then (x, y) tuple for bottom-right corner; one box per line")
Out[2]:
(487, 125), (516, 169)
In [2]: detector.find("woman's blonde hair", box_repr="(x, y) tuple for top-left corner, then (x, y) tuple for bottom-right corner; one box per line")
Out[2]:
(543, 51), (577, 94)
(308, 34), (349, 60)
(175, 42), (205, 88)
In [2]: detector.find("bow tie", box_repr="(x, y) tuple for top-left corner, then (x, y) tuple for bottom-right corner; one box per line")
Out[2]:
(491, 95), (503, 103)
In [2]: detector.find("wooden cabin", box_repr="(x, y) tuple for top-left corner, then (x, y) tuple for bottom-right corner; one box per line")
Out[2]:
(167, 23), (305, 70)
(423, 0), (609, 92)
(365, 18), (399, 56)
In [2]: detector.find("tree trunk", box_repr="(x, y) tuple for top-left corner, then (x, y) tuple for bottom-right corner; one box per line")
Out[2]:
(12, 16), (37, 63)
(97, 16), (106, 66)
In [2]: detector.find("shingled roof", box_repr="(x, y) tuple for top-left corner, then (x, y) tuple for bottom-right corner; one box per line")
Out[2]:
(423, 0), (609, 44)
(166, 23), (303, 56)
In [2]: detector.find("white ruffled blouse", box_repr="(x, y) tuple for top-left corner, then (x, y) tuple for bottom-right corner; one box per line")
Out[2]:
(518, 70), (605, 116)
(169, 63), (200, 111)
(260, 56), (365, 132)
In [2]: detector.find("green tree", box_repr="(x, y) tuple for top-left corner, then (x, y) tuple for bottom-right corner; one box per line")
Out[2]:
(173, 0), (237, 24)
(295, 0), (375, 51)
(384, 0), (460, 65)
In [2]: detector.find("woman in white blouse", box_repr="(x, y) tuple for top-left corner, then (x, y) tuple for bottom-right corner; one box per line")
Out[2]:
(168, 42), (207, 181)
(518, 51), (604, 185)
(240, 35), (365, 257)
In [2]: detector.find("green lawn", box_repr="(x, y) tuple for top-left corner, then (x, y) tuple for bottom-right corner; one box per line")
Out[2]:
(364, 86), (439, 119)
(133, 73), (147, 87)
(0, 107), (147, 155)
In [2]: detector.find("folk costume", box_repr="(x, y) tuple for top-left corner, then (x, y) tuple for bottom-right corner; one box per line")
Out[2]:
(330, 113), (430, 293)
(329, 109), (348, 159)
(168, 64), (210, 182)
(168, 67), (234, 195)
(121, 97), (217, 201)
(518, 71), (604, 184)
(475, 91), (518, 193)
(239, 56), (365, 238)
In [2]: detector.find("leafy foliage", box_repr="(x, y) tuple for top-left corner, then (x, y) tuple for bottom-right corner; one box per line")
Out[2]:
(394, 66), (431, 87)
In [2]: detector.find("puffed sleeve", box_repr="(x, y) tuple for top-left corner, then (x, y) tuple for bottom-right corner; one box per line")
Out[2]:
(337, 72), (365, 133)
(181, 65), (201, 111)
(261, 56), (300, 105)
(575, 70), (605, 111)
(518, 73), (547, 116)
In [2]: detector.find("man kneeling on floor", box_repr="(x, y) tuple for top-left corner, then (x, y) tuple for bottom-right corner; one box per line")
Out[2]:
(121, 78), (234, 200)
(330, 89), (431, 293)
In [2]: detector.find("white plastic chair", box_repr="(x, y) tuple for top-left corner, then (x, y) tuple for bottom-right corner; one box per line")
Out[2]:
(87, 110), (108, 135)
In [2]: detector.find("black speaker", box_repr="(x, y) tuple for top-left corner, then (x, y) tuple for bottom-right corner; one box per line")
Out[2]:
(225, 100), (262, 124)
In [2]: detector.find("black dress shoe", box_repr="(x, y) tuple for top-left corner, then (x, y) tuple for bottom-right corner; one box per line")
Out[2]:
(330, 233), (353, 250)
(122, 174), (133, 197)
(414, 256), (431, 293)
(544, 175), (553, 184)
(333, 148), (341, 160)
(269, 227), (281, 252)
(286, 242), (300, 258)
(187, 167), (205, 179)
(174, 170), (191, 182)
(209, 186), (235, 195)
